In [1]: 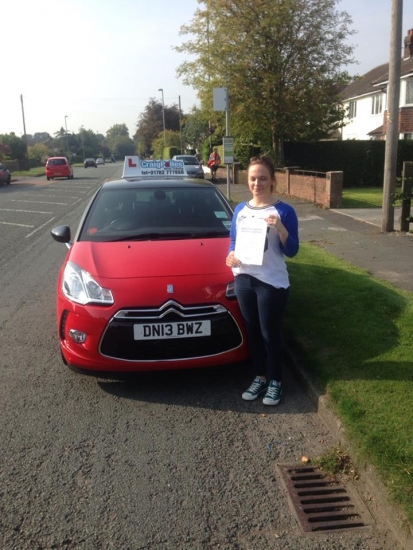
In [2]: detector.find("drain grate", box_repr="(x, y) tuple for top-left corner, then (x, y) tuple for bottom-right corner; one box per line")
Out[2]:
(277, 464), (374, 534)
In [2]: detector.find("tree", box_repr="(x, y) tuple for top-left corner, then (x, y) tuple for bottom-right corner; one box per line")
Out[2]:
(181, 106), (210, 153)
(28, 143), (49, 164)
(111, 136), (136, 158)
(152, 130), (181, 159)
(106, 123), (130, 140)
(134, 99), (182, 157)
(176, 0), (356, 165)
(0, 133), (27, 165)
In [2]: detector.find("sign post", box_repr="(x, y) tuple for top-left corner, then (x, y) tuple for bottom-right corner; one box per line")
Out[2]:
(213, 87), (232, 199)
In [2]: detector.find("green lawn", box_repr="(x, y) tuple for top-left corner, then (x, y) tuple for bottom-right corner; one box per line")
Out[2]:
(341, 186), (408, 209)
(284, 244), (413, 526)
(341, 187), (383, 208)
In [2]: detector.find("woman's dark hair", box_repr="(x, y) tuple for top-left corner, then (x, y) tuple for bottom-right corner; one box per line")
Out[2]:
(248, 155), (276, 179)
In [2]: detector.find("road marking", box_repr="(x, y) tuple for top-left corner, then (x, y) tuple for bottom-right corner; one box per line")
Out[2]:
(0, 208), (53, 214)
(298, 215), (323, 221)
(0, 221), (35, 228)
(12, 199), (69, 206)
(25, 217), (56, 238)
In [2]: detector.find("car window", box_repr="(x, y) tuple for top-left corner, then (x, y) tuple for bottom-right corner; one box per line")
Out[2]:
(48, 159), (67, 166)
(79, 186), (233, 242)
(176, 156), (199, 165)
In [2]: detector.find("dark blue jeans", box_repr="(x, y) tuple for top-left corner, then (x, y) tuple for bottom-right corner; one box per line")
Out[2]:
(235, 274), (289, 382)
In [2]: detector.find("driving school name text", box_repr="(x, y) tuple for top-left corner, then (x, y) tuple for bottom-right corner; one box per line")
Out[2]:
(141, 160), (183, 169)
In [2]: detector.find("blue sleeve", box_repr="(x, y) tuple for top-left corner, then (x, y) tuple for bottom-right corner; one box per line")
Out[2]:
(279, 204), (299, 258)
(229, 203), (244, 253)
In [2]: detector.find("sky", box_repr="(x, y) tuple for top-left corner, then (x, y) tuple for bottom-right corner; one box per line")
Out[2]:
(2, 0), (413, 140)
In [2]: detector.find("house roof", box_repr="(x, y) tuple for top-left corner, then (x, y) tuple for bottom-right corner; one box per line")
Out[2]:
(342, 56), (413, 101)
(367, 124), (384, 136)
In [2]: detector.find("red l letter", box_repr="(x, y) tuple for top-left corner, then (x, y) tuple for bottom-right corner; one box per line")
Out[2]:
(128, 158), (137, 167)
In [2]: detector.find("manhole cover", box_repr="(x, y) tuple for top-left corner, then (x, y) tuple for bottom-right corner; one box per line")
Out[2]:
(277, 464), (374, 534)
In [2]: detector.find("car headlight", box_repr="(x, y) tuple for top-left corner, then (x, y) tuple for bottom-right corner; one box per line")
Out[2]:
(62, 261), (114, 305)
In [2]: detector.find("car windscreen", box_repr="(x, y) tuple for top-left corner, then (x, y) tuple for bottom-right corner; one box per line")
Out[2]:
(48, 159), (67, 166)
(79, 186), (233, 242)
(176, 156), (199, 165)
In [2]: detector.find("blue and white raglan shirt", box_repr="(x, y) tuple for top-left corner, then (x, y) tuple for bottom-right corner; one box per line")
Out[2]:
(229, 200), (299, 289)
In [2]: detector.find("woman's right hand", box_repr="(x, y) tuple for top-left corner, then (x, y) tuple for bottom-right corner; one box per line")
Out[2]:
(226, 252), (241, 268)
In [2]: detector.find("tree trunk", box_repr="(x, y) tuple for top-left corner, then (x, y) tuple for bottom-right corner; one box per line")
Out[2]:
(273, 132), (285, 167)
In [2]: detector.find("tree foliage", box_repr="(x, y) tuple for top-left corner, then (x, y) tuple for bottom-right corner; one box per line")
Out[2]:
(0, 133), (27, 163)
(175, 0), (356, 165)
(134, 99), (182, 157)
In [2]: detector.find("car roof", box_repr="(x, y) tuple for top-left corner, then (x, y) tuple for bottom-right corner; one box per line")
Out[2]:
(102, 178), (215, 191)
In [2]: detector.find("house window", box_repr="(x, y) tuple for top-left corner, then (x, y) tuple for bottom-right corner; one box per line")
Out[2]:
(406, 79), (413, 104)
(348, 101), (357, 119)
(404, 133), (413, 140)
(371, 93), (383, 114)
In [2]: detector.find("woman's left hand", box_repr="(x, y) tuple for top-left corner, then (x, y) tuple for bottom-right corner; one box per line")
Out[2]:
(265, 213), (289, 244)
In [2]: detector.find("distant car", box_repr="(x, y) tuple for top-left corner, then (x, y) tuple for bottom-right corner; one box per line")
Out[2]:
(172, 155), (204, 179)
(96, 157), (105, 165)
(84, 158), (97, 168)
(50, 156), (249, 374)
(0, 163), (11, 185)
(45, 157), (73, 180)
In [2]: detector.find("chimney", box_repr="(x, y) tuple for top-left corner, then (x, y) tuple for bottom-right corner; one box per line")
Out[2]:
(404, 28), (413, 58)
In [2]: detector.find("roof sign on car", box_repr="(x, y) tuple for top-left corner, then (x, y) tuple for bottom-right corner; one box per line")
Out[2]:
(122, 157), (187, 181)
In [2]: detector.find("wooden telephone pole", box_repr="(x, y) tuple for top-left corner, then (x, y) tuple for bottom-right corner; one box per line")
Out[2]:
(381, 0), (403, 232)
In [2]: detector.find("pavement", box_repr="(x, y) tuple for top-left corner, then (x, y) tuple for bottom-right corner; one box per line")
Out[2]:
(215, 179), (413, 293)
(214, 178), (413, 549)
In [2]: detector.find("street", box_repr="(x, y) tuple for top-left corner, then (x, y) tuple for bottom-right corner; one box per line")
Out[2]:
(0, 167), (401, 549)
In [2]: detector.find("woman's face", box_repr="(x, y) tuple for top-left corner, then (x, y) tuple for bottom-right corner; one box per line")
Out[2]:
(248, 163), (275, 198)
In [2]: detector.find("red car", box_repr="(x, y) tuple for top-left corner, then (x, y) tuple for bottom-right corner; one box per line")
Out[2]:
(51, 158), (249, 374)
(46, 157), (74, 180)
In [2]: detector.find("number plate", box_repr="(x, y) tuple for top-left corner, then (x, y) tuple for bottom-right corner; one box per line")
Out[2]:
(134, 320), (211, 340)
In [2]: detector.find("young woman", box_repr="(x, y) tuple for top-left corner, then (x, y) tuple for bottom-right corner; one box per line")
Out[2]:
(226, 156), (299, 405)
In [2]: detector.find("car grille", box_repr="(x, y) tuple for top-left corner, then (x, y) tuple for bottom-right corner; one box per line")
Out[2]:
(100, 300), (243, 361)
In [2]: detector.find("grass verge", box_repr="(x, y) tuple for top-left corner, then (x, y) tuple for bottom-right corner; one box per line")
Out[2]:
(284, 243), (413, 524)
(342, 187), (384, 208)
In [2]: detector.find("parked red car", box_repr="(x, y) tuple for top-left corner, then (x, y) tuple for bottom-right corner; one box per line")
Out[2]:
(50, 157), (249, 374)
(46, 157), (74, 180)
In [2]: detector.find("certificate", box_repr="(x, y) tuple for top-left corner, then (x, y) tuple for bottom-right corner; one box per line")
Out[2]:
(234, 218), (267, 265)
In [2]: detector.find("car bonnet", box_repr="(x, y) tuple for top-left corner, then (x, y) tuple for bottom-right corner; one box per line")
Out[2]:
(67, 238), (230, 279)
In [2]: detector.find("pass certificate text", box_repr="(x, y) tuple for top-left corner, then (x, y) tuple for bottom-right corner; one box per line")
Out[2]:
(234, 218), (267, 265)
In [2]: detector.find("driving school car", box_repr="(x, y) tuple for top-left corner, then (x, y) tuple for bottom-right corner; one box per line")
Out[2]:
(50, 157), (249, 373)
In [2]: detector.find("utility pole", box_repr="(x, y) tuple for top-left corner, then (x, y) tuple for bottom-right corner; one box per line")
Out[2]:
(179, 95), (183, 154)
(158, 88), (166, 151)
(381, 0), (403, 232)
(20, 94), (29, 170)
(64, 116), (69, 158)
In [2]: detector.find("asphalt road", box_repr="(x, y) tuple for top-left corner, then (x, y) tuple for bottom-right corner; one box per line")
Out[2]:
(0, 168), (403, 549)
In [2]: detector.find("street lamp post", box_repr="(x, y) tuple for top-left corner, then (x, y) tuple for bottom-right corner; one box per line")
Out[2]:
(158, 88), (166, 150)
(64, 115), (69, 158)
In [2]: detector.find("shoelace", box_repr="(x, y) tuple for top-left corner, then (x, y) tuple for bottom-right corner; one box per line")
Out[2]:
(266, 385), (280, 398)
(249, 380), (265, 393)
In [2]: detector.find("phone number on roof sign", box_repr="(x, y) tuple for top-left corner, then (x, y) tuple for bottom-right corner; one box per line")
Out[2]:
(141, 169), (184, 175)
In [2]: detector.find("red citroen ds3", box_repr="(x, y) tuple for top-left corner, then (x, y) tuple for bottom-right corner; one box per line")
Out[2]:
(50, 157), (249, 374)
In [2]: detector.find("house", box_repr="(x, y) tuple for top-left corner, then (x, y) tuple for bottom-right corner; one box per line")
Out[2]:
(341, 27), (413, 140)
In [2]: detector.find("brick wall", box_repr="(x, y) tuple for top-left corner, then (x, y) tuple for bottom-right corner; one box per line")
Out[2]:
(229, 166), (343, 208)
(382, 106), (413, 134)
